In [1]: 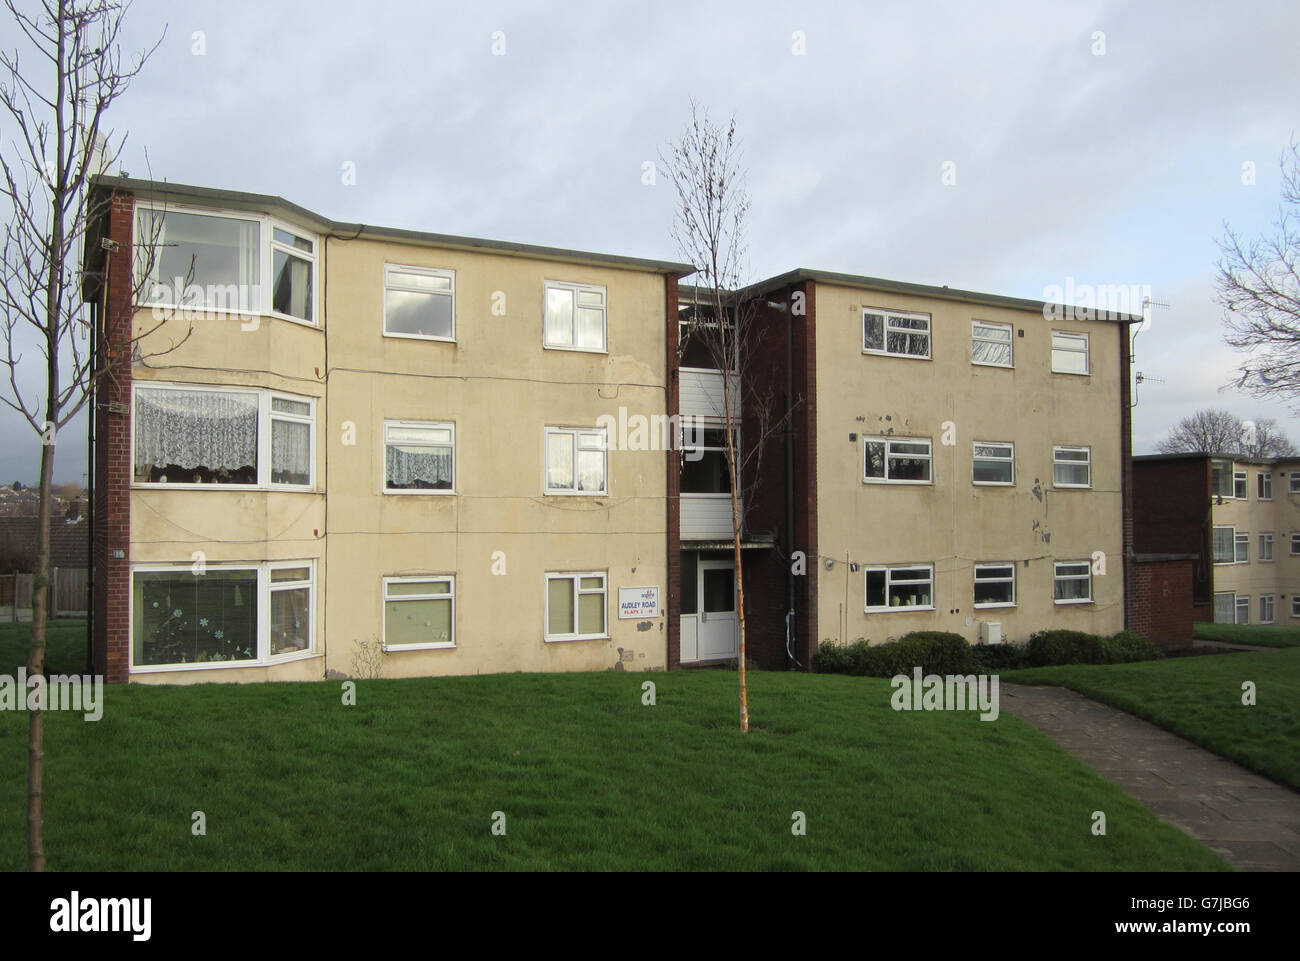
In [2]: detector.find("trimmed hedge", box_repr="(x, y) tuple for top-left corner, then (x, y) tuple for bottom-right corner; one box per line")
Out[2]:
(815, 629), (1163, 676)
(812, 631), (972, 677)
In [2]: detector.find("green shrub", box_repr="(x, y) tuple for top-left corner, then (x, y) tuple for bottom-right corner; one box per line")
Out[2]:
(813, 632), (972, 677)
(1099, 631), (1164, 663)
(970, 641), (1030, 672)
(1026, 630), (1105, 666)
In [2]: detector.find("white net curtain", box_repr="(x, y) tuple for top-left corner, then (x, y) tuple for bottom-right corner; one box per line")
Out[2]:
(135, 388), (258, 483)
(386, 446), (453, 489)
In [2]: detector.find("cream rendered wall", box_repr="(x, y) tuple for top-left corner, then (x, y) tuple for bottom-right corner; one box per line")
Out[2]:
(813, 285), (1126, 646)
(323, 238), (669, 677)
(1211, 461), (1300, 621)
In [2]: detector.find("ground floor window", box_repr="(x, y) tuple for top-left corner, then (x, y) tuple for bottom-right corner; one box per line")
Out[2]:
(1053, 561), (1092, 604)
(1213, 592), (1235, 624)
(973, 563), (1016, 607)
(382, 576), (455, 650)
(132, 561), (315, 669)
(1235, 595), (1250, 625)
(545, 572), (607, 641)
(1259, 595), (1275, 624)
(865, 564), (934, 612)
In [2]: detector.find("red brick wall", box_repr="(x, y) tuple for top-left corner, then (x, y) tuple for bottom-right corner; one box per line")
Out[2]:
(1133, 457), (1212, 604)
(93, 190), (134, 683)
(1129, 558), (1196, 649)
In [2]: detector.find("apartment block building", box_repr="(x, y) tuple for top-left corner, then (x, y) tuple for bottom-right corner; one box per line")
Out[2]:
(1134, 453), (1300, 627)
(84, 176), (1137, 684)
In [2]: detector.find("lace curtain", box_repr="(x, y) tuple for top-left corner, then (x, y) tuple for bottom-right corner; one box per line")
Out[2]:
(386, 445), (452, 488)
(135, 389), (258, 472)
(271, 418), (310, 483)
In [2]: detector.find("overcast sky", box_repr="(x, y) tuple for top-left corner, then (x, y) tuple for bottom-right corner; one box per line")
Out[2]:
(2, 0), (1299, 483)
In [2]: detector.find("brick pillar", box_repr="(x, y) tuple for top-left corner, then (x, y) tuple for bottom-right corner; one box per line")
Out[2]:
(665, 274), (681, 670)
(93, 189), (134, 683)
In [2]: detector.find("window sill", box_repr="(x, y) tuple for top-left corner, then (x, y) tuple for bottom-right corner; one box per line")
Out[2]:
(1050, 369), (1091, 377)
(544, 634), (610, 643)
(862, 349), (931, 361)
(133, 483), (319, 493)
(973, 481), (1015, 487)
(863, 479), (933, 486)
(543, 343), (608, 355)
(384, 642), (455, 653)
(864, 606), (935, 614)
(383, 331), (456, 344)
(1051, 484), (1092, 490)
(974, 602), (1016, 610)
(131, 649), (321, 674)
(384, 488), (456, 496)
(543, 489), (608, 497)
(1053, 599), (1094, 606)
(971, 360), (1013, 369)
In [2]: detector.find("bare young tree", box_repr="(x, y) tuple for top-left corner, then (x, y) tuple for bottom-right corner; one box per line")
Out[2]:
(1218, 138), (1300, 401)
(0, 0), (177, 871)
(660, 102), (795, 733)
(1155, 408), (1297, 458)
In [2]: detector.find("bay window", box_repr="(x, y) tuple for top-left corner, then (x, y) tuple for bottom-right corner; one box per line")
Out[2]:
(133, 384), (315, 488)
(131, 561), (315, 670)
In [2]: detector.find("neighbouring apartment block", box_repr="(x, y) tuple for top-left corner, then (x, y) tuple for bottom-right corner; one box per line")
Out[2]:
(1134, 452), (1300, 630)
(84, 176), (1138, 684)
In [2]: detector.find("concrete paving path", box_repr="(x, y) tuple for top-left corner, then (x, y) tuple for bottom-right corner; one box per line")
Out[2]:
(1001, 683), (1300, 871)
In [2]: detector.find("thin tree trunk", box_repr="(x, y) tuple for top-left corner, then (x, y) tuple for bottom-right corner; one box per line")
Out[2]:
(722, 362), (748, 732)
(28, 437), (54, 872)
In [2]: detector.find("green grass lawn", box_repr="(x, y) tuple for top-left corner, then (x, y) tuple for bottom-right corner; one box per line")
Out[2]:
(0, 668), (1227, 871)
(0, 619), (88, 676)
(1006, 647), (1300, 790)
(1193, 621), (1300, 648)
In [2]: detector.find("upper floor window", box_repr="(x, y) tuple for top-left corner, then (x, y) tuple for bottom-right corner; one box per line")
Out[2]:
(680, 423), (734, 494)
(1213, 526), (1235, 564)
(864, 436), (932, 484)
(544, 282), (606, 352)
(1053, 561), (1092, 604)
(1291, 472), (1300, 495)
(973, 441), (1014, 485)
(545, 427), (607, 494)
(134, 206), (316, 325)
(133, 384), (314, 489)
(384, 421), (455, 493)
(1212, 459), (1233, 498)
(1052, 445), (1091, 488)
(1234, 470), (1248, 500)
(1259, 472), (1273, 500)
(971, 320), (1013, 368)
(678, 302), (735, 371)
(1050, 331), (1089, 375)
(384, 265), (454, 341)
(863, 308), (930, 359)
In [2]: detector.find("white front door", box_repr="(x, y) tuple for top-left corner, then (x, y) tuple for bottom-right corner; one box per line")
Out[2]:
(697, 559), (738, 660)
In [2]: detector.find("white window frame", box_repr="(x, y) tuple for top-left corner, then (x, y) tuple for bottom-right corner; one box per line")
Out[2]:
(134, 202), (319, 328)
(1291, 472), (1300, 495)
(971, 320), (1013, 368)
(383, 420), (456, 495)
(863, 435), (933, 485)
(131, 382), (316, 490)
(1212, 526), (1236, 565)
(1214, 591), (1236, 624)
(864, 563), (936, 613)
(1234, 531), (1249, 564)
(1292, 595), (1300, 619)
(862, 307), (931, 360)
(1260, 532), (1274, 562)
(1234, 470), (1248, 500)
(1212, 459), (1234, 498)
(543, 281), (607, 353)
(1052, 445), (1092, 489)
(382, 575), (456, 651)
(1259, 595), (1275, 625)
(1053, 561), (1093, 605)
(544, 571), (609, 642)
(544, 426), (608, 495)
(382, 264), (455, 342)
(972, 441), (1015, 486)
(1235, 595), (1250, 625)
(1050, 331), (1090, 375)
(1291, 532), (1300, 556)
(973, 562), (1016, 609)
(1259, 472), (1273, 500)
(129, 560), (317, 673)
